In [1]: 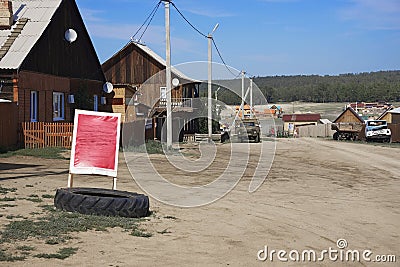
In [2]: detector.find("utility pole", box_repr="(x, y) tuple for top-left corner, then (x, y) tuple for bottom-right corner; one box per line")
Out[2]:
(250, 77), (253, 118)
(164, 0), (172, 148)
(241, 70), (245, 118)
(207, 23), (219, 142)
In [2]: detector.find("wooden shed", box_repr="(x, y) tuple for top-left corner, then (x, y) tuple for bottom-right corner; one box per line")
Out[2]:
(378, 107), (400, 124)
(282, 113), (321, 134)
(333, 107), (364, 124)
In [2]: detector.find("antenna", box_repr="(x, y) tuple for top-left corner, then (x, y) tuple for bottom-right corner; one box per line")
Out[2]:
(103, 82), (114, 93)
(64, 29), (78, 43)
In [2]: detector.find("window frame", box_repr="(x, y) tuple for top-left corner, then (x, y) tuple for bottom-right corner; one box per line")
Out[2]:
(30, 91), (38, 122)
(93, 95), (98, 111)
(53, 92), (65, 121)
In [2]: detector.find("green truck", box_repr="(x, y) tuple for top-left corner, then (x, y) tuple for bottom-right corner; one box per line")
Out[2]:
(236, 118), (261, 143)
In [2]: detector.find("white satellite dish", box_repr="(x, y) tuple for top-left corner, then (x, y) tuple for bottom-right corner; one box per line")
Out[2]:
(103, 82), (113, 93)
(64, 29), (78, 43)
(172, 78), (180, 87)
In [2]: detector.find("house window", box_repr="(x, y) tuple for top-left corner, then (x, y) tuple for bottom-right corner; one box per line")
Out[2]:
(93, 95), (98, 111)
(30, 91), (38, 122)
(53, 92), (64, 121)
(160, 87), (166, 100)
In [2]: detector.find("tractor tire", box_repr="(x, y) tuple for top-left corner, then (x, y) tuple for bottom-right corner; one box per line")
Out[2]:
(54, 188), (150, 218)
(333, 132), (339, 140)
(255, 134), (260, 143)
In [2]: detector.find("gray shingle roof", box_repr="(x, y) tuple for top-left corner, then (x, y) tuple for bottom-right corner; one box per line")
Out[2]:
(0, 0), (61, 69)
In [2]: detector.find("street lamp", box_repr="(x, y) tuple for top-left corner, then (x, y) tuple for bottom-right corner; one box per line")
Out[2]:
(208, 23), (219, 141)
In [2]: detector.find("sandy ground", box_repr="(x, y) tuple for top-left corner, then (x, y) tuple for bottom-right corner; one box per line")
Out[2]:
(0, 138), (399, 266)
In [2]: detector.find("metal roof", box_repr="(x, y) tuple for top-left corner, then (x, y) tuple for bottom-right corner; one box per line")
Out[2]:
(389, 107), (400, 114)
(282, 113), (321, 122)
(0, 0), (61, 69)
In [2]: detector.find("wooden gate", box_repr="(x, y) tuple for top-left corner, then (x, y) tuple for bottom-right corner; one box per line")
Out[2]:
(22, 122), (74, 148)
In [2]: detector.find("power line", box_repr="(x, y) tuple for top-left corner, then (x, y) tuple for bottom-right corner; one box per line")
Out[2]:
(138, 1), (162, 42)
(171, 2), (239, 79)
(131, 1), (162, 41)
(212, 38), (240, 78)
(170, 2), (208, 38)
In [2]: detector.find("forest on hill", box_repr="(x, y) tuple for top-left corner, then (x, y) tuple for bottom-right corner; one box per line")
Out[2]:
(207, 70), (400, 105)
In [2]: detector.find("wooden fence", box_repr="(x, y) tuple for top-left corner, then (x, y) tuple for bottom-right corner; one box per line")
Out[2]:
(298, 124), (336, 138)
(0, 102), (18, 148)
(22, 122), (74, 149)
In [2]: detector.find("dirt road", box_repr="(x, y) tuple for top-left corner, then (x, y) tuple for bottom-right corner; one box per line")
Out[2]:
(0, 138), (399, 266)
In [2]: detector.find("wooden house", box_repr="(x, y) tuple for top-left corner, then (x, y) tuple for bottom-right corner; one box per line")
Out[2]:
(378, 107), (400, 124)
(102, 41), (201, 141)
(0, 0), (108, 138)
(282, 113), (321, 134)
(334, 107), (364, 124)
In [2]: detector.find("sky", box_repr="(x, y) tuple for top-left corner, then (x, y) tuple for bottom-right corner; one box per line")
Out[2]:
(76, 0), (400, 77)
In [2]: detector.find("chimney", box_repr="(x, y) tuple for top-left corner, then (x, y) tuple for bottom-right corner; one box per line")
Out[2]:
(0, 0), (13, 30)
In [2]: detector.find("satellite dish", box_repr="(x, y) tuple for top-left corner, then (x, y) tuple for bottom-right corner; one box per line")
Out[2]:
(172, 78), (180, 87)
(64, 29), (78, 43)
(103, 82), (113, 93)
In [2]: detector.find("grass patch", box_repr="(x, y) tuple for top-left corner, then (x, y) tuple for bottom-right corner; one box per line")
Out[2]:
(0, 147), (67, 159)
(5, 215), (26, 220)
(0, 250), (26, 262)
(34, 247), (78, 260)
(25, 185), (34, 188)
(41, 194), (54, 199)
(0, 209), (149, 245)
(25, 197), (43, 203)
(124, 140), (179, 154)
(39, 205), (56, 212)
(16, 245), (35, 251)
(0, 186), (17, 194)
(131, 229), (152, 238)
(0, 197), (16, 202)
(0, 204), (17, 208)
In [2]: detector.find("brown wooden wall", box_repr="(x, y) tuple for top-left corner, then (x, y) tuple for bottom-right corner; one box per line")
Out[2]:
(392, 114), (400, 124)
(102, 43), (164, 85)
(19, 0), (105, 82)
(335, 109), (363, 123)
(0, 102), (18, 148)
(389, 123), (400, 142)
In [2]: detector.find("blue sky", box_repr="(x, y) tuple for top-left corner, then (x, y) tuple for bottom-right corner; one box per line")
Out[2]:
(76, 0), (400, 77)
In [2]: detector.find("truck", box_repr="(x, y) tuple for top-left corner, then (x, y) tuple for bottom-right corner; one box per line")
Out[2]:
(331, 122), (363, 141)
(236, 118), (261, 143)
(365, 120), (391, 142)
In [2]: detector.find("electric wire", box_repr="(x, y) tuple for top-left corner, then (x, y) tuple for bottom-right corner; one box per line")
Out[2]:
(138, 1), (162, 42)
(131, 1), (162, 41)
(212, 38), (241, 78)
(171, 2), (239, 79)
(170, 2), (208, 38)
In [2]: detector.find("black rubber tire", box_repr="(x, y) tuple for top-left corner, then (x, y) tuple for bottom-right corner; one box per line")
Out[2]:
(54, 188), (150, 218)
(333, 132), (339, 140)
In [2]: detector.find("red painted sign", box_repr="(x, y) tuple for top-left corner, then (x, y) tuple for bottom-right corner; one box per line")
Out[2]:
(70, 110), (121, 177)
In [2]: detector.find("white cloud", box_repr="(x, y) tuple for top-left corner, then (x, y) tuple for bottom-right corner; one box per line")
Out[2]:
(80, 8), (106, 22)
(340, 0), (400, 30)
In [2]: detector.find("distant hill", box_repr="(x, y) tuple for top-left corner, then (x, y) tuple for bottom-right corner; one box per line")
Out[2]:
(254, 70), (400, 103)
(204, 70), (400, 105)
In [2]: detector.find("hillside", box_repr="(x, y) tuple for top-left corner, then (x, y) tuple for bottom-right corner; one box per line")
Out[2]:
(255, 70), (400, 103)
(207, 70), (400, 105)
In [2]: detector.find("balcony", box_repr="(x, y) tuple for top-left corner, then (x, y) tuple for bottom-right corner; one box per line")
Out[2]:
(158, 98), (193, 108)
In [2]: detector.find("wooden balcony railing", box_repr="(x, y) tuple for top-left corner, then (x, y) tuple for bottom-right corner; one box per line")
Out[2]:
(158, 98), (193, 108)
